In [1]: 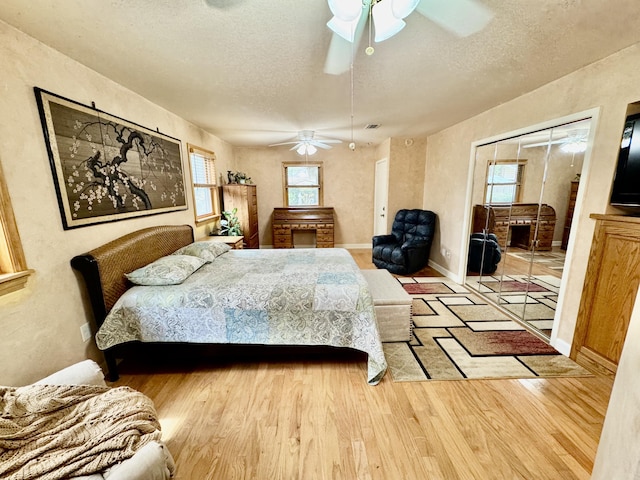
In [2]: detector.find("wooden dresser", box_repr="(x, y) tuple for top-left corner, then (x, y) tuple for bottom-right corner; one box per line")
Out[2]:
(561, 180), (579, 250)
(571, 214), (640, 374)
(272, 207), (335, 248)
(472, 203), (556, 251)
(222, 184), (259, 249)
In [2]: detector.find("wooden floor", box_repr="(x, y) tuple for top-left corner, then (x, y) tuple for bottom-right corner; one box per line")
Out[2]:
(111, 249), (613, 480)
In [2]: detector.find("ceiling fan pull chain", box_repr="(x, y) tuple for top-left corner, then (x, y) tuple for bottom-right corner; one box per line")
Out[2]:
(366, 1), (375, 55)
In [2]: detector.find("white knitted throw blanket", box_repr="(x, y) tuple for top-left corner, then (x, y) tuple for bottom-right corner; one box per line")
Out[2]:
(0, 384), (164, 480)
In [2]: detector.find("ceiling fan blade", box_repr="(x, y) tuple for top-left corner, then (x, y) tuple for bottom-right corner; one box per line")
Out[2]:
(309, 141), (332, 149)
(415, 0), (493, 37)
(324, 13), (366, 75)
(203, 0), (246, 10)
(268, 141), (298, 147)
(314, 139), (342, 144)
(522, 139), (566, 149)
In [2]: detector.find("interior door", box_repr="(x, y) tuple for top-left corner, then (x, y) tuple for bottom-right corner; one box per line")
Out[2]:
(373, 158), (389, 236)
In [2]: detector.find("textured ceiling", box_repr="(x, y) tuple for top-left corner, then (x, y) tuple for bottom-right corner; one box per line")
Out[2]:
(2, 0), (640, 148)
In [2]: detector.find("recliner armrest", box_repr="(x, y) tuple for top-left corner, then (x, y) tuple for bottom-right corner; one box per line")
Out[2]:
(401, 237), (430, 251)
(372, 234), (397, 247)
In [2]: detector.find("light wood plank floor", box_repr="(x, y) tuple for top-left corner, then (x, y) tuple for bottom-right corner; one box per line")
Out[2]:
(111, 249), (613, 479)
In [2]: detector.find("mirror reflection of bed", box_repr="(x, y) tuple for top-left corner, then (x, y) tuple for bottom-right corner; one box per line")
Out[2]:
(465, 117), (590, 339)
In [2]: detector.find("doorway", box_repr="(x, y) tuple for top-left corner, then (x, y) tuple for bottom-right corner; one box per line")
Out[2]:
(465, 116), (593, 340)
(373, 158), (389, 236)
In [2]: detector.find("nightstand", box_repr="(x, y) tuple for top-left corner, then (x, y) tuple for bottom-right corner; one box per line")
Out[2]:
(201, 235), (244, 249)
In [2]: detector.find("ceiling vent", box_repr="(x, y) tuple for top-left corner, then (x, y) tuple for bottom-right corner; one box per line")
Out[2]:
(365, 124), (380, 129)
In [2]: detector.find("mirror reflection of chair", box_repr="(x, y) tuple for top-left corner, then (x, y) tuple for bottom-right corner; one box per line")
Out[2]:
(467, 232), (502, 275)
(372, 209), (436, 275)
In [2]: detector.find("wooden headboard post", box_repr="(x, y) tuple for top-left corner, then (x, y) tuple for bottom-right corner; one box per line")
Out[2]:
(71, 224), (194, 380)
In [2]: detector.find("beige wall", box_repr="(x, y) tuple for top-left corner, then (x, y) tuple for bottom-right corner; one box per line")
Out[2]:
(424, 42), (640, 353)
(0, 20), (233, 385)
(387, 137), (427, 222)
(234, 143), (378, 247)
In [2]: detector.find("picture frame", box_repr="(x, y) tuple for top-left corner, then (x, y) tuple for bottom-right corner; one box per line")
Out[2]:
(34, 87), (187, 229)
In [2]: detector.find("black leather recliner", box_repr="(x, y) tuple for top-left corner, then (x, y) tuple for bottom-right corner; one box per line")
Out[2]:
(467, 232), (502, 274)
(372, 209), (436, 275)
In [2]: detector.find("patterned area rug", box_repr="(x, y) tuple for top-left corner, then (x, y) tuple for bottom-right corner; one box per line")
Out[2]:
(383, 277), (592, 382)
(466, 274), (560, 336)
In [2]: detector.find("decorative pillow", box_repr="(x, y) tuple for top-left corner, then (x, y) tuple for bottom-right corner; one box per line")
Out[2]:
(125, 255), (206, 286)
(172, 241), (231, 263)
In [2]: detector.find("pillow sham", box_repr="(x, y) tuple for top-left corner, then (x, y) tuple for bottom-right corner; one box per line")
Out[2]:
(125, 255), (206, 286)
(172, 241), (231, 263)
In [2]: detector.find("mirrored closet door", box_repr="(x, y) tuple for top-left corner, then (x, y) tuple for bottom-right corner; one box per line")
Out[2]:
(466, 118), (591, 339)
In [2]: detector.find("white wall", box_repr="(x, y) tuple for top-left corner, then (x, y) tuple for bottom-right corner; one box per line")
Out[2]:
(0, 20), (234, 385)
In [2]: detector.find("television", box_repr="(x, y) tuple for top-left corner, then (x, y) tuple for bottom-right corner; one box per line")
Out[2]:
(611, 112), (640, 207)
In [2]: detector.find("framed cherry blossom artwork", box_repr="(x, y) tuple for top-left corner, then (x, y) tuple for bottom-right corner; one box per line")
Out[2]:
(34, 87), (187, 229)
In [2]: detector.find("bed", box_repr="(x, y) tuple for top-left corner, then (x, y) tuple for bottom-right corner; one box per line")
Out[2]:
(71, 225), (387, 385)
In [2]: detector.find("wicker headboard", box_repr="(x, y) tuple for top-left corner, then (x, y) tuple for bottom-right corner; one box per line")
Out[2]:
(71, 225), (194, 328)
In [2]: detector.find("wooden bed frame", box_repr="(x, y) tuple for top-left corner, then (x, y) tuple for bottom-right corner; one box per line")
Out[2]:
(71, 225), (194, 380)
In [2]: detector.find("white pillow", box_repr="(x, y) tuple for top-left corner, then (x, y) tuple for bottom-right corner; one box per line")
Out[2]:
(172, 241), (231, 263)
(125, 255), (206, 286)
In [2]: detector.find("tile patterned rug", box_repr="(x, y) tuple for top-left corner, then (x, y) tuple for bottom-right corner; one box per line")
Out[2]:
(466, 274), (560, 336)
(383, 277), (592, 382)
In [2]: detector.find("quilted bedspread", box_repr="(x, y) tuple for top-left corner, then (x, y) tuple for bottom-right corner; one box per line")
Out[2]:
(96, 248), (387, 385)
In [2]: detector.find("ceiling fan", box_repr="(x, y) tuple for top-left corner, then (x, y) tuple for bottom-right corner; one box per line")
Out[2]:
(523, 129), (590, 153)
(268, 130), (343, 155)
(324, 0), (494, 75)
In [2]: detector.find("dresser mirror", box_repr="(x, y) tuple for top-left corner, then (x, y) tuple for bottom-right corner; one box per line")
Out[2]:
(466, 118), (591, 339)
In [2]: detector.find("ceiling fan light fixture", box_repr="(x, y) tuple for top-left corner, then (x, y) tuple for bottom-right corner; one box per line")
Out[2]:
(327, 0), (363, 21)
(327, 14), (362, 42)
(391, 0), (420, 19)
(296, 143), (317, 156)
(372, 0), (406, 42)
(561, 140), (587, 154)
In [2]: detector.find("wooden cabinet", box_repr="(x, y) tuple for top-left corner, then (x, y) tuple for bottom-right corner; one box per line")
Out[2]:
(222, 184), (259, 249)
(561, 180), (579, 250)
(203, 235), (244, 249)
(472, 203), (556, 251)
(571, 214), (640, 374)
(272, 207), (335, 248)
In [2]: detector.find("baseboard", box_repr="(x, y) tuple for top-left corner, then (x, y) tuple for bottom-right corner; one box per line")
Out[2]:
(551, 338), (572, 356)
(428, 260), (459, 283)
(337, 243), (373, 249)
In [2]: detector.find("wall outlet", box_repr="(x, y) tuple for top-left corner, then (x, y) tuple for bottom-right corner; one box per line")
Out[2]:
(80, 323), (91, 342)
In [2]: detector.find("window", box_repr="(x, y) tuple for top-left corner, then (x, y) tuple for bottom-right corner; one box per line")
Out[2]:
(0, 159), (31, 296)
(283, 162), (323, 206)
(188, 144), (220, 223)
(485, 160), (526, 204)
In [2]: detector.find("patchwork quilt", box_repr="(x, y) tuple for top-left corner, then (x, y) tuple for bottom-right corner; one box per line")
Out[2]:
(97, 248), (387, 385)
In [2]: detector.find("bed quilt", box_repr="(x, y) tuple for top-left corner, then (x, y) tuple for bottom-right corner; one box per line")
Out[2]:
(96, 248), (387, 384)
